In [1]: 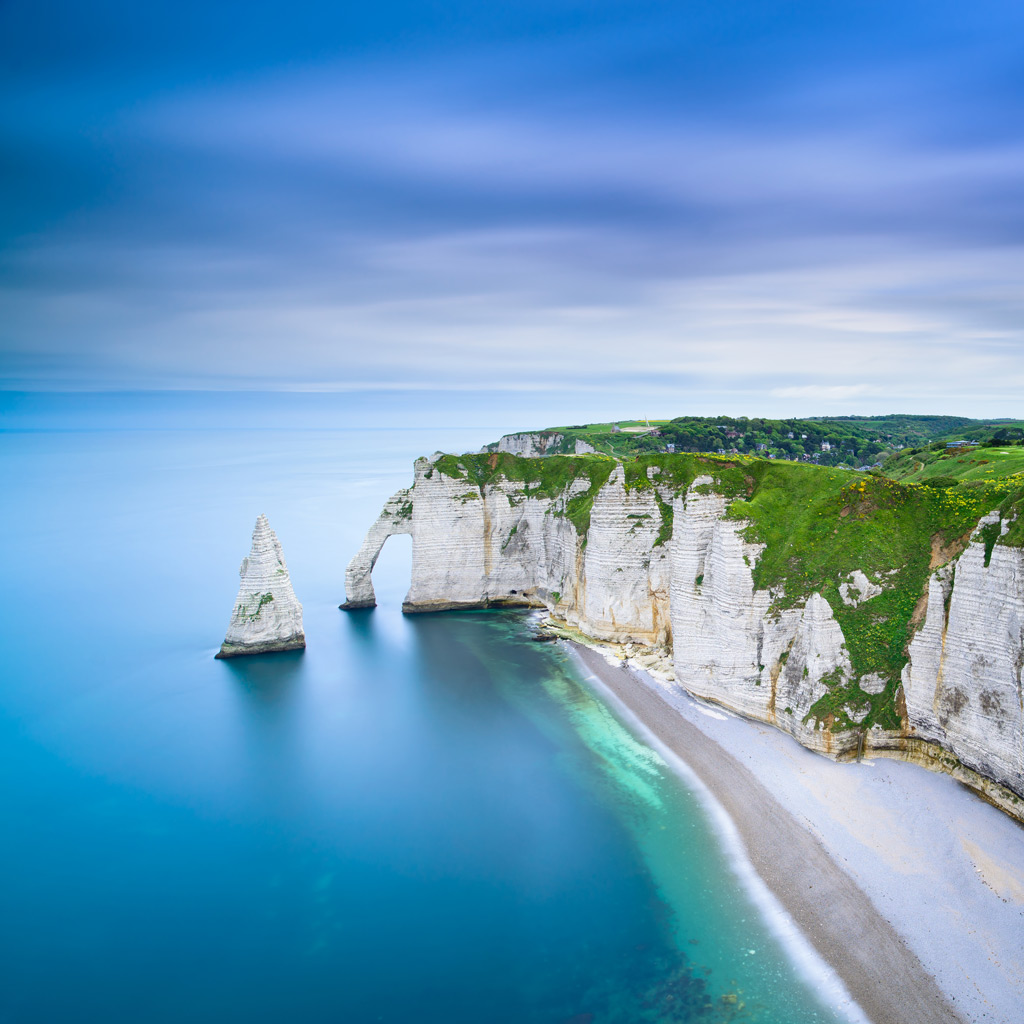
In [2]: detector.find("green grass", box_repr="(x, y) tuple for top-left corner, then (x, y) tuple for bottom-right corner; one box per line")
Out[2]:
(884, 445), (1024, 484)
(723, 467), (1019, 729)
(654, 496), (674, 547)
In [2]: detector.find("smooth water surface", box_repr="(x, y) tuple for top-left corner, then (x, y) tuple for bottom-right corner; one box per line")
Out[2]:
(0, 423), (850, 1023)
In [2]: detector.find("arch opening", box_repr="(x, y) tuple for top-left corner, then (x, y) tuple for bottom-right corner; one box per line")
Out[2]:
(368, 532), (412, 608)
(341, 486), (414, 609)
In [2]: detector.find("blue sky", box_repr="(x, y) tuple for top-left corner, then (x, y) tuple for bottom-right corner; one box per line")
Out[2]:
(3, 0), (1024, 419)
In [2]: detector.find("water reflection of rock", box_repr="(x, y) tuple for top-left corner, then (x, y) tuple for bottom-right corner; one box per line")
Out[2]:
(340, 604), (376, 643)
(221, 648), (307, 799)
(221, 647), (305, 704)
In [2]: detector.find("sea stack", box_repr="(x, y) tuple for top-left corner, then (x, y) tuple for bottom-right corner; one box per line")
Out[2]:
(216, 514), (305, 658)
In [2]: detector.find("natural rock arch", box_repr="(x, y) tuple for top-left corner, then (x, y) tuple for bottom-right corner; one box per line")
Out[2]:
(340, 488), (413, 608)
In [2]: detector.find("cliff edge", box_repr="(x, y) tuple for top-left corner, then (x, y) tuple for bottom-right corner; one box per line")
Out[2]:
(344, 451), (1024, 821)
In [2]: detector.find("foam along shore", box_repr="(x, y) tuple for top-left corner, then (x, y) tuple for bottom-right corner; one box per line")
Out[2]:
(570, 644), (1024, 1024)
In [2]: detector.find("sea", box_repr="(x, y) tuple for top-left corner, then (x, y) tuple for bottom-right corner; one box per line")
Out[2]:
(0, 395), (856, 1023)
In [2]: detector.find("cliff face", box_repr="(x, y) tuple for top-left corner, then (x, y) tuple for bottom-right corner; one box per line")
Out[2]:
(345, 456), (670, 641)
(668, 480), (853, 754)
(902, 514), (1024, 802)
(492, 431), (596, 457)
(496, 432), (565, 457)
(218, 514), (305, 658)
(344, 453), (1024, 820)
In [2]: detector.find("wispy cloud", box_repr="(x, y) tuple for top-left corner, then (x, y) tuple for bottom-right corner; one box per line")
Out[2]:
(3, 0), (1024, 416)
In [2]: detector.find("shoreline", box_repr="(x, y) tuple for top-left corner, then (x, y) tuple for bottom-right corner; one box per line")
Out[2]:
(568, 643), (1024, 1024)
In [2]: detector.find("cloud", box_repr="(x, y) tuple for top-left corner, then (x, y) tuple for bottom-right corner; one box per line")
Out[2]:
(770, 385), (884, 401)
(4, 1), (1024, 415)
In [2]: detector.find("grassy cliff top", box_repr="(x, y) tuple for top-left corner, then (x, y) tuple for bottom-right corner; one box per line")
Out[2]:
(883, 442), (1024, 483)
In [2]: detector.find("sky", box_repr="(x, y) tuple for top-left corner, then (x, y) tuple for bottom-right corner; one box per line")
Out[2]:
(3, 0), (1024, 421)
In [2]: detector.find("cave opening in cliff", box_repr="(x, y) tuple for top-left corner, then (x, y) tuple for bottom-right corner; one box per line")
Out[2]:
(370, 531), (412, 607)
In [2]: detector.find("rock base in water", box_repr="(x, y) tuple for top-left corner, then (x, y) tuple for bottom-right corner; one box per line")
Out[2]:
(216, 633), (306, 659)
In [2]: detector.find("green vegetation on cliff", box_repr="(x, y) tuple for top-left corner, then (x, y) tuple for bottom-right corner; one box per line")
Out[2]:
(883, 440), (1024, 484)
(621, 454), (1012, 730)
(431, 451), (616, 541)
(436, 444), (1024, 736)
(725, 466), (1016, 730)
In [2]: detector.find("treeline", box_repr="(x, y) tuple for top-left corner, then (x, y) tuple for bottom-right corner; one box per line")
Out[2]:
(542, 414), (1024, 467)
(620, 415), (994, 467)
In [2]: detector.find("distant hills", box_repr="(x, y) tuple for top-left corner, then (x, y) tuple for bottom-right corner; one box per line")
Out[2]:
(534, 415), (1024, 469)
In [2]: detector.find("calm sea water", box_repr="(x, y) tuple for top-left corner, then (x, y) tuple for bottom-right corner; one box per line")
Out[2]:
(0, 422), (852, 1023)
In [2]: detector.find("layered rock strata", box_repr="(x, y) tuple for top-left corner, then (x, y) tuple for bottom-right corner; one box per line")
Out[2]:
(668, 480), (854, 754)
(217, 514), (305, 658)
(344, 456), (1024, 820)
(496, 432), (564, 457)
(902, 514), (1024, 804)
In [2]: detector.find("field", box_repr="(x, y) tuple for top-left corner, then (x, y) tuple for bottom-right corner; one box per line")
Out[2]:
(883, 446), (1024, 484)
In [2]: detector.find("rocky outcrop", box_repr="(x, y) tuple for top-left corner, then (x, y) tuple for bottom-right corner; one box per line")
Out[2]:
(344, 455), (1024, 820)
(496, 432), (564, 457)
(839, 570), (883, 607)
(491, 431), (597, 456)
(217, 515), (305, 658)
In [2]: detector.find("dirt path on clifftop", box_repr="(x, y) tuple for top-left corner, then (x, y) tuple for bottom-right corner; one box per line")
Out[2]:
(570, 645), (965, 1024)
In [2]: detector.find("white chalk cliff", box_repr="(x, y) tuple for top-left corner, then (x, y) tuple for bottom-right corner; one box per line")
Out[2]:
(344, 457), (1024, 821)
(217, 514), (305, 658)
(496, 432), (565, 457)
(901, 514), (1024, 807)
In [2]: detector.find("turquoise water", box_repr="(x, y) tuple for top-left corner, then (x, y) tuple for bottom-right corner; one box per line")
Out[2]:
(0, 423), (850, 1023)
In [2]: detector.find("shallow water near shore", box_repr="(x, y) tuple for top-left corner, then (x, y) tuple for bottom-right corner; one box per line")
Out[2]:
(1, 420), (851, 1023)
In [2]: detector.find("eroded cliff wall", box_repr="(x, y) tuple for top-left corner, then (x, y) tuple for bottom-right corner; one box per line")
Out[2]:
(344, 451), (1024, 820)
(495, 432), (565, 457)
(668, 479), (855, 755)
(902, 515), (1024, 804)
